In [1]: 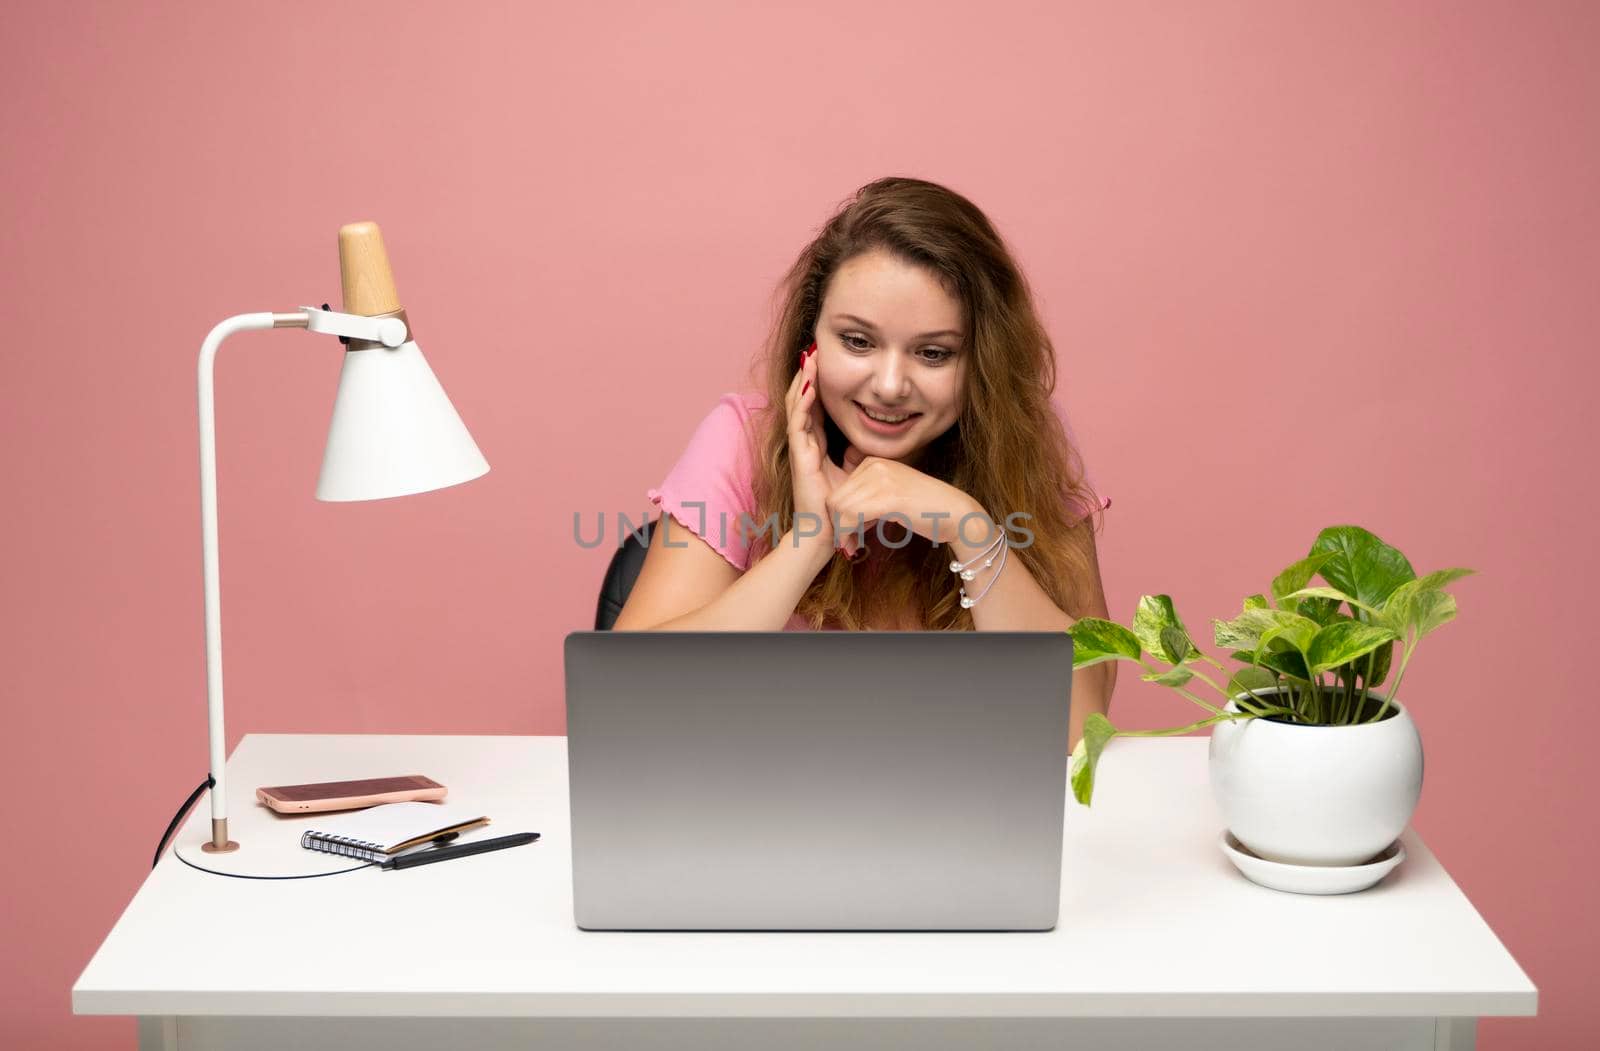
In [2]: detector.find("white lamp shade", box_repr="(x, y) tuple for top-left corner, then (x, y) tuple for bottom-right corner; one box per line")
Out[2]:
(316, 340), (489, 502)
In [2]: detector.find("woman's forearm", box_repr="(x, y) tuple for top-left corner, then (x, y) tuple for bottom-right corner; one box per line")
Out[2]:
(649, 531), (835, 631)
(947, 510), (1075, 634)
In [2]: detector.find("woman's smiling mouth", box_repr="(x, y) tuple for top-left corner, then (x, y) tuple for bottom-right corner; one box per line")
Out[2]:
(855, 401), (922, 434)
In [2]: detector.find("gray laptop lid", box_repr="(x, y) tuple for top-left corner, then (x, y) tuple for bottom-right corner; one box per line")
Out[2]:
(564, 631), (1074, 931)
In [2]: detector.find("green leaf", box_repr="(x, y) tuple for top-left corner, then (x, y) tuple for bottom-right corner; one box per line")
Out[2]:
(1230, 647), (1311, 681)
(1271, 551), (1336, 609)
(1298, 596), (1344, 626)
(1132, 596), (1201, 665)
(1216, 608), (1320, 655)
(1069, 714), (1120, 806)
(1068, 618), (1144, 668)
(1334, 639), (1393, 688)
(1268, 649), (1310, 680)
(1275, 613), (1321, 653)
(1214, 615), (1259, 650)
(1415, 567), (1476, 591)
(1306, 620), (1402, 678)
(1142, 666), (1195, 687)
(1405, 588), (1458, 639)
(1227, 665), (1278, 698)
(1243, 593), (1269, 610)
(1280, 585), (1385, 618)
(1367, 638), (1393, 686)
(1381, 570), (1473, 638)
(1309, 526), (1416, 612)
(1159, 625), (1196, 666)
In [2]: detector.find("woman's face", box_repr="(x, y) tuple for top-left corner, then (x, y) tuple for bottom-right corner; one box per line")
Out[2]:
(812, 249), (968, 463)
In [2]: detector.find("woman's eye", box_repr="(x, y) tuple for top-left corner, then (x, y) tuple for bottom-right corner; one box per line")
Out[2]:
(837, 333), (953, 362)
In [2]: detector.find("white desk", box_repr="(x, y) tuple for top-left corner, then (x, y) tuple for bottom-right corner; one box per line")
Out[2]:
(74, 734), (1535, 1051)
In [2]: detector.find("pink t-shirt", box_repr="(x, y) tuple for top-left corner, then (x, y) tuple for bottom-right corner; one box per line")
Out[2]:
(646, 391), (1110, 627)
(646, 392), (771, 574)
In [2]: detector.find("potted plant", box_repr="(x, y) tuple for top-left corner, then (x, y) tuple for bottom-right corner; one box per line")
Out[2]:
(1066, 525), (1473, 868)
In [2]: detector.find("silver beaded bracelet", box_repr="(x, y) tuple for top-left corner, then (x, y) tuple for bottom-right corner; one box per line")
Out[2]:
(949, 531), (1009, 609)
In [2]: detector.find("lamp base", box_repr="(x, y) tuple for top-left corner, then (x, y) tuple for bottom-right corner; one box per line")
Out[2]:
(201, 818), (239, 853)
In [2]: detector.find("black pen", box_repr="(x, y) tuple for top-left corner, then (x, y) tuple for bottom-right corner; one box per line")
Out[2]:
(381, 832), (540, 870)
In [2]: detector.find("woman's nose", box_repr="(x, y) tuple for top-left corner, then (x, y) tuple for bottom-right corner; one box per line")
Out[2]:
(873, 353), (910, 400)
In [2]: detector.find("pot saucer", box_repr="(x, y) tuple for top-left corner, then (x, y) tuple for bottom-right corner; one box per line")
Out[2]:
(1220, 831), (1405, 895)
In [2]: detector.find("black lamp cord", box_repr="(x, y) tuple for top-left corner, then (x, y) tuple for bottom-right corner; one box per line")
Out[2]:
(154, 774), (370, 880)
(153, 775), (215, 868)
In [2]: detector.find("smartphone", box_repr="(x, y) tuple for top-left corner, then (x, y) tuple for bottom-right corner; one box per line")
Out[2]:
(256, 775), (447, 814)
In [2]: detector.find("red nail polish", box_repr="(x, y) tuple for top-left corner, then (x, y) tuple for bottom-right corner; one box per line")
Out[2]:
(801, 379), (810, 395)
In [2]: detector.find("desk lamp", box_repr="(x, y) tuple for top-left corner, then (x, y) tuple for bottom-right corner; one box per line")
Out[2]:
(195, 221), (488, 853)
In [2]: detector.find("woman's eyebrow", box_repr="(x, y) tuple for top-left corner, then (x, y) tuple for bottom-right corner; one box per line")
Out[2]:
(832, 313), (963, 340)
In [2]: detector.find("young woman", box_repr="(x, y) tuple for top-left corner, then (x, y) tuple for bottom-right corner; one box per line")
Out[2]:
(614, 177), (1115, 747)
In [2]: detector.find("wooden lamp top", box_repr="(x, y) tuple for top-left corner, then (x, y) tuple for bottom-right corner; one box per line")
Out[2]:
(338, 221), (402, 317)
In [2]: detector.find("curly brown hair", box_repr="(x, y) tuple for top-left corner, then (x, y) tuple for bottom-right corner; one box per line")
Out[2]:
(745, 176), (1105, 630)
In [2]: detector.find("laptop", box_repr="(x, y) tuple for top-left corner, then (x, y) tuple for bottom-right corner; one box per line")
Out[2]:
(563, 631), (1075, 931)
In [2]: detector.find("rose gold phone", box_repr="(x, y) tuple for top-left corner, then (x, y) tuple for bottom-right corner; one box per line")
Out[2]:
(255, 775), (447, 814)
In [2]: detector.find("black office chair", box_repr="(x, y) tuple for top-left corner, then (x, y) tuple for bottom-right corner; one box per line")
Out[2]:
(594, 516), (658, 629)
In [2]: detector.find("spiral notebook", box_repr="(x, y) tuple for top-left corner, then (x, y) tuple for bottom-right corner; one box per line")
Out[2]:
(299, 801), (490, 862)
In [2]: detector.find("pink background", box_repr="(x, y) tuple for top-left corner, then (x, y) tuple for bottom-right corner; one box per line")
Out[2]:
(3, 1), (1593, 1046)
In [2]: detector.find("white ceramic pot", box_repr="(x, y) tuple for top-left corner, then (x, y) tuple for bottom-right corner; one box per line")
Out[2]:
(1208, 689), (1423, 866)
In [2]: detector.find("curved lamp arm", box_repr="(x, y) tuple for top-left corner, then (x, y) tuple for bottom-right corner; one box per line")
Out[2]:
(196, 311), (311, 852)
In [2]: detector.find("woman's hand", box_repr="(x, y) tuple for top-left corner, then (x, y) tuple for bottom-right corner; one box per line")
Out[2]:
(826, 454), (987, 552)
(786, 345), (857, 554)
